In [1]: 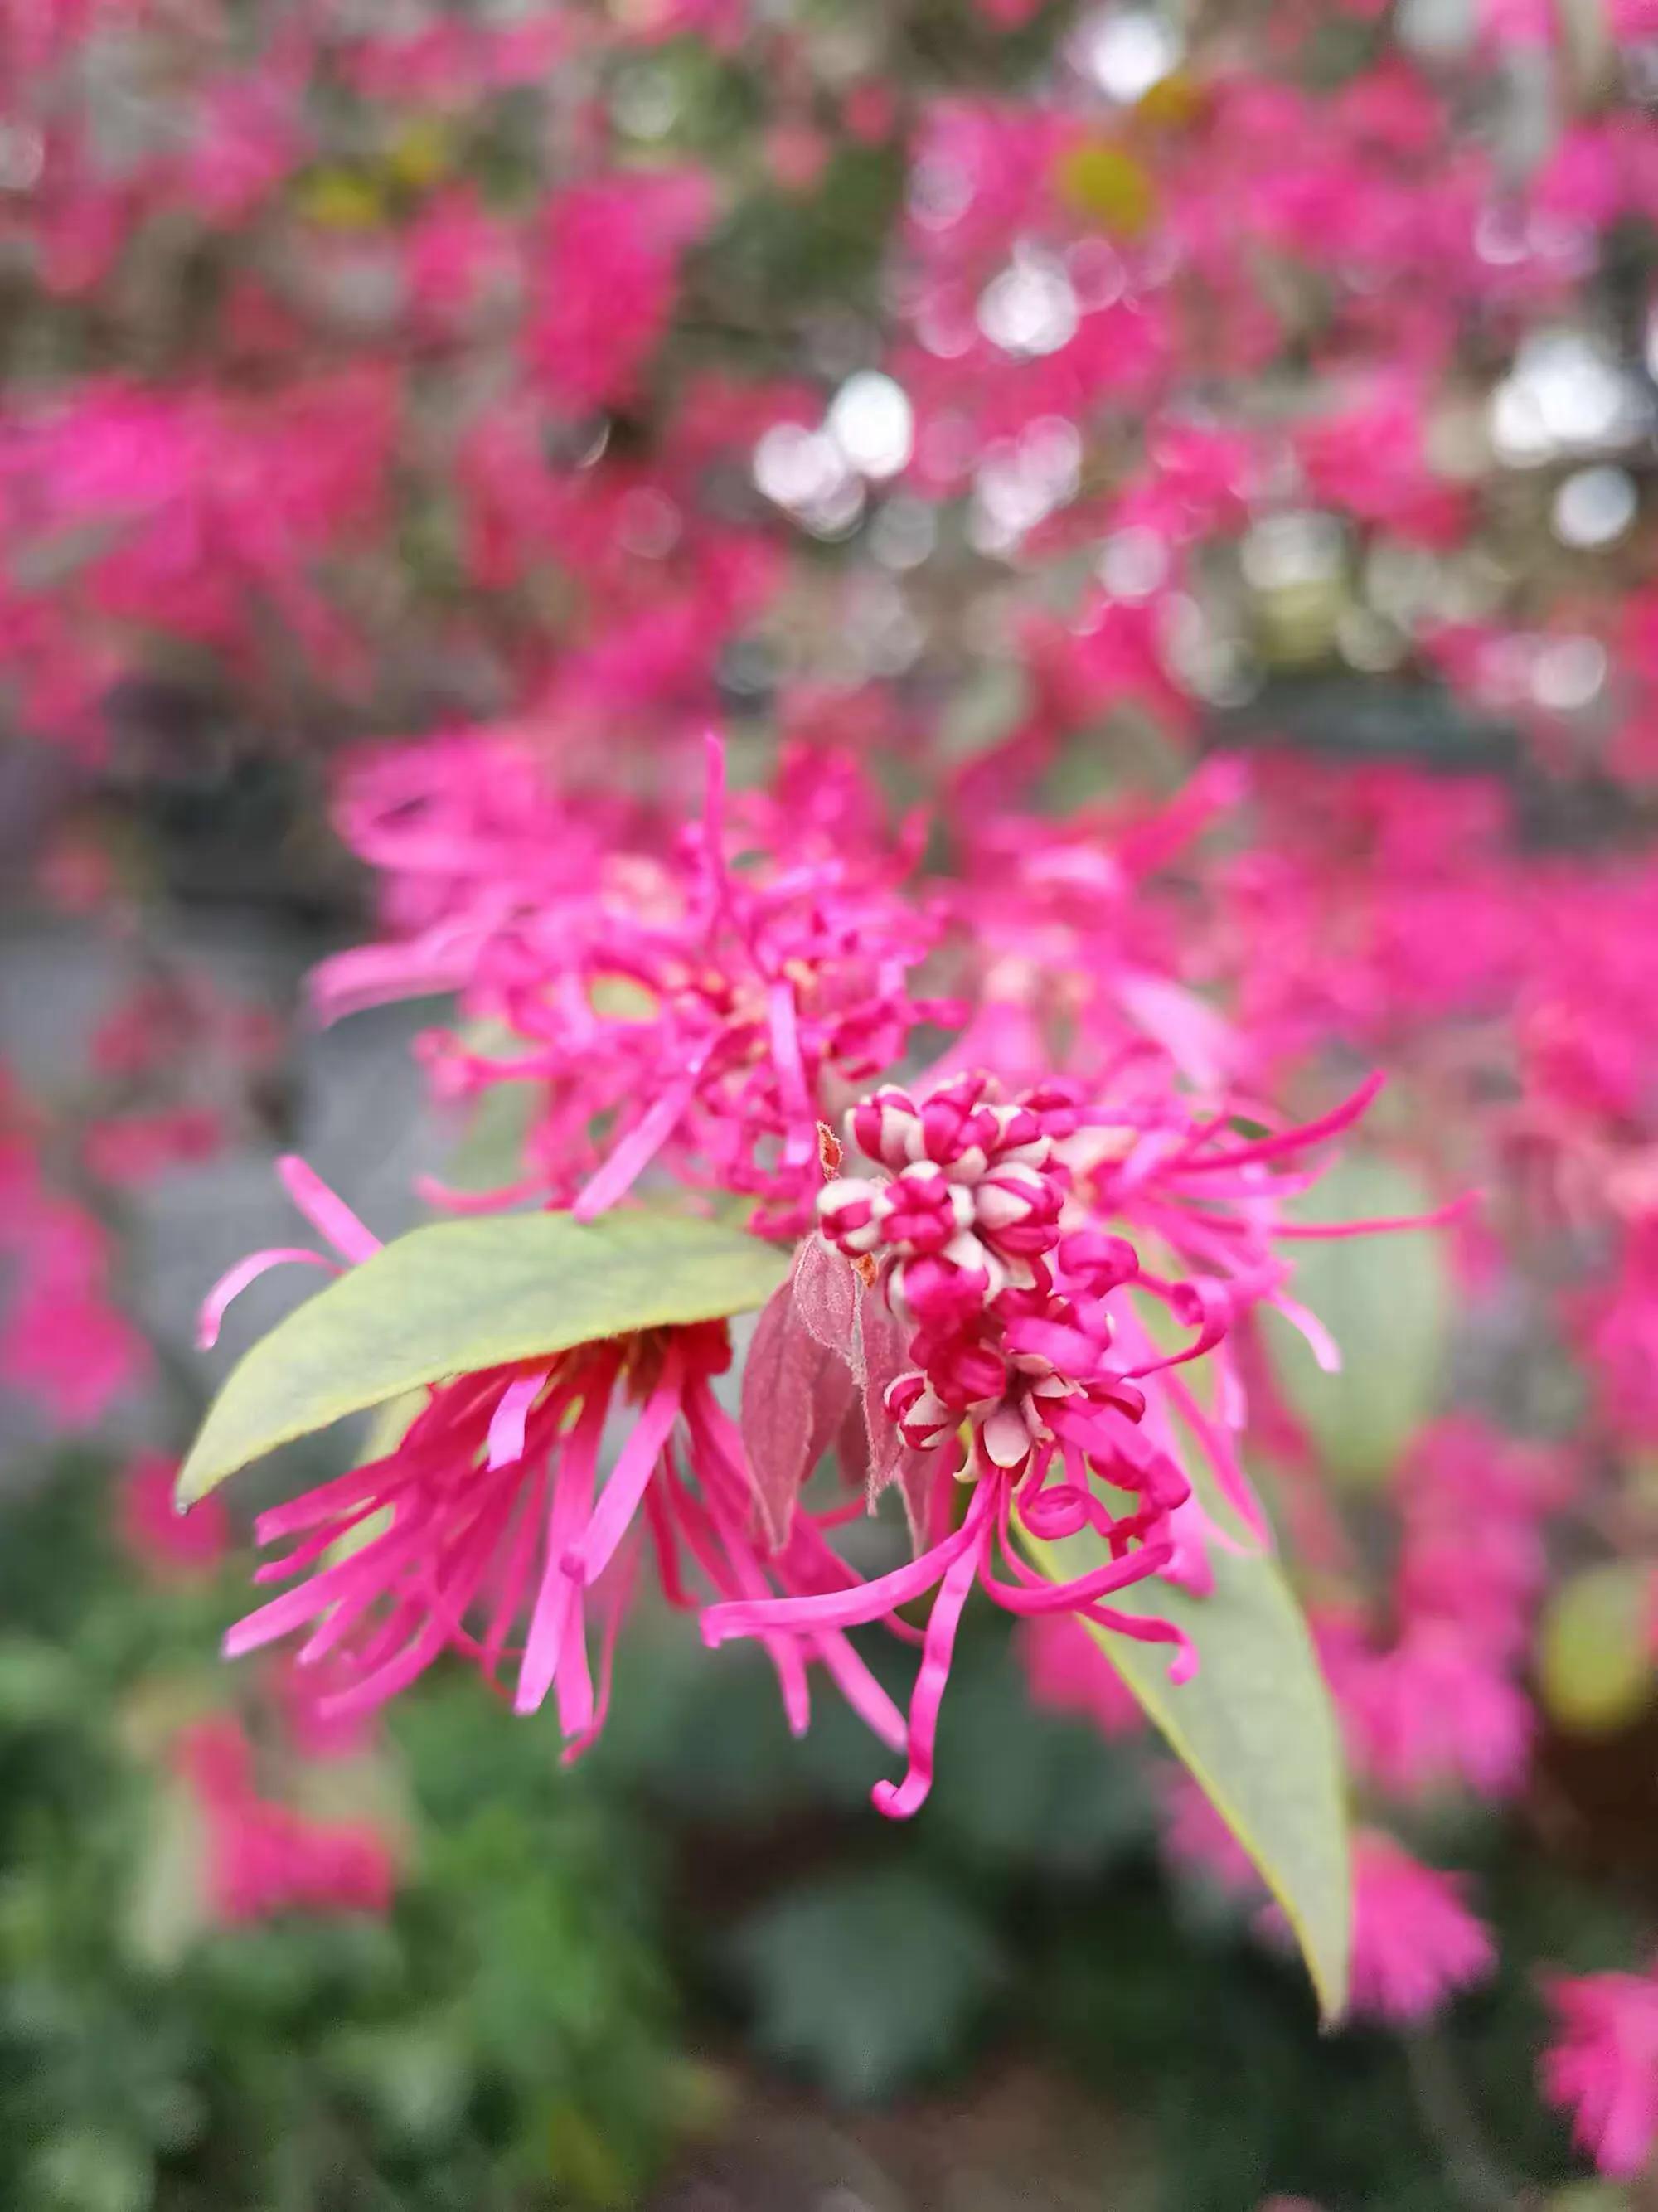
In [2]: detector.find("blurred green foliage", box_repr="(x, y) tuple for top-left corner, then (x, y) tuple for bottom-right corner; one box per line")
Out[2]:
(0, 1460), (685, 2212)
(0, 1458), (1637, 2210)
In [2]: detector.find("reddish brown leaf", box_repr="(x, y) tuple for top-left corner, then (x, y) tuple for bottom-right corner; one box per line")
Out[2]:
(853, 1289), (911, 1490)
(739, 1260), (856, 1548)
(760, 1235), (940, 1551)
(792, 1235), (861, 1361)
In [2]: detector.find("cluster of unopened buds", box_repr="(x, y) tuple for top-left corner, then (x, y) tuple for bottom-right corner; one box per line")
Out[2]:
(820, 1076), (1066, 1312)
(818, 1074), (1157, 1484)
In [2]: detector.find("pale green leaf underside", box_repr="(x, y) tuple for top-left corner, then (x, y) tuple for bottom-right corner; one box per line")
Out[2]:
(178, 1211), (789, 1507)
(1017, 1515), (1351, 2023)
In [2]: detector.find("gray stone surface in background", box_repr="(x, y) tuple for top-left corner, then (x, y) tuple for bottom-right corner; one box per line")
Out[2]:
(0, 908), (433, 1470)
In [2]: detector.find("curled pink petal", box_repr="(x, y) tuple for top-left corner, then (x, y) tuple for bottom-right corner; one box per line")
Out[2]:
(872, 1496), (991, 1819)
(197, 1246), (337, 1349)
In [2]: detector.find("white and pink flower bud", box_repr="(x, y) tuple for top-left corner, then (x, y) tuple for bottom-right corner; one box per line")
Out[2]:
(973, 1159), (1063, 1258)
(880, 1161), (975, 1254)
(847, 1085), (920, 1171)
(884, 1370), (957, 1451)
(817, 1174), (885, 1255)
(980, 1395), (1041, 1471)
(977, 1368), (1077, 1472)
(891, 1237), (1004, 1327)
(914, 1075), (1001, 1170)
(983, 1099), (1050, 1163)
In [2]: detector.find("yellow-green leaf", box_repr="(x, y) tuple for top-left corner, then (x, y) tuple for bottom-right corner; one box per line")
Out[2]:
(178, 1211), (788, 1507)
(1017, 1510), (1351, 2021)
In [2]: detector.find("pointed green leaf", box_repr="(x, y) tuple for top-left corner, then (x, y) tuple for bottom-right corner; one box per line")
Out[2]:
(178, 1211), (788, 1506)
(1263, 1152), (1452, 1489)
(1017, 1506), (1351, 2022)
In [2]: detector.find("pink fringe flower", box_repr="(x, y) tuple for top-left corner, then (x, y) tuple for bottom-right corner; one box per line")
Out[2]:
(174, 1716), (395, 1927)
(1343, 1833), (1494, 2027)
(704, 1071), (1197, 1818)
(118, 1450), (230, 1582)
(1541, 1963), (1658, 2180)
(1315, 1419), (1568, 1804)
(204, 1161), (905, 1759)
(310, 733), (957, 1238)
(1253, 1831), (1491, 2025)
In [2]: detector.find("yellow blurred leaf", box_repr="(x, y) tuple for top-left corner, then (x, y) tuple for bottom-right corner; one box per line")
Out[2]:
(589, 973), (660, 1021)
(1135, 70), (1206, 129)
(382, 118), (453, 192)
(1055, 141), (1157, 237)
(542, 2100), (629, 2210)
(1544, 2185), (1631, 2212)
(1538, 1561), (1654, 1737)
(295, 168), (385, 230)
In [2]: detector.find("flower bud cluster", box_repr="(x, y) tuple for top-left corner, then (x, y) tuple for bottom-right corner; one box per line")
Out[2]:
(820, 1071), (1066, 1292)
(818, 1073), (1149, 1481)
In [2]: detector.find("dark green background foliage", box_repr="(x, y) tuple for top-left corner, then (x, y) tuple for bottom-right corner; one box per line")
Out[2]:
(0, 1461), (681, 2212)
(0, 1457), (1626, 2212)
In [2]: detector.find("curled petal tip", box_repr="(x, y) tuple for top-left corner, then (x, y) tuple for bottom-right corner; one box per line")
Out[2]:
(871, 1776), (927, 1820)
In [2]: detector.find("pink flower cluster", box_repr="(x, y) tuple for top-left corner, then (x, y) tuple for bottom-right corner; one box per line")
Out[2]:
(201, 740), (1442, 1830)
(0, 1063), (149, 1429)
(1542, 1963), (1658, 2179)
(173, 1716), (395, 1928)
(705, 1073), (1191, 1816)
(312, 733), (953, 1235)
(1315, 1419), (1568, 1805)
(1162, 1773), (1496, 2030)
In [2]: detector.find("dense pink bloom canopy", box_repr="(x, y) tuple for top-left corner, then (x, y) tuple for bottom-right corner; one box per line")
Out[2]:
(23, 0), (1658, 2163)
